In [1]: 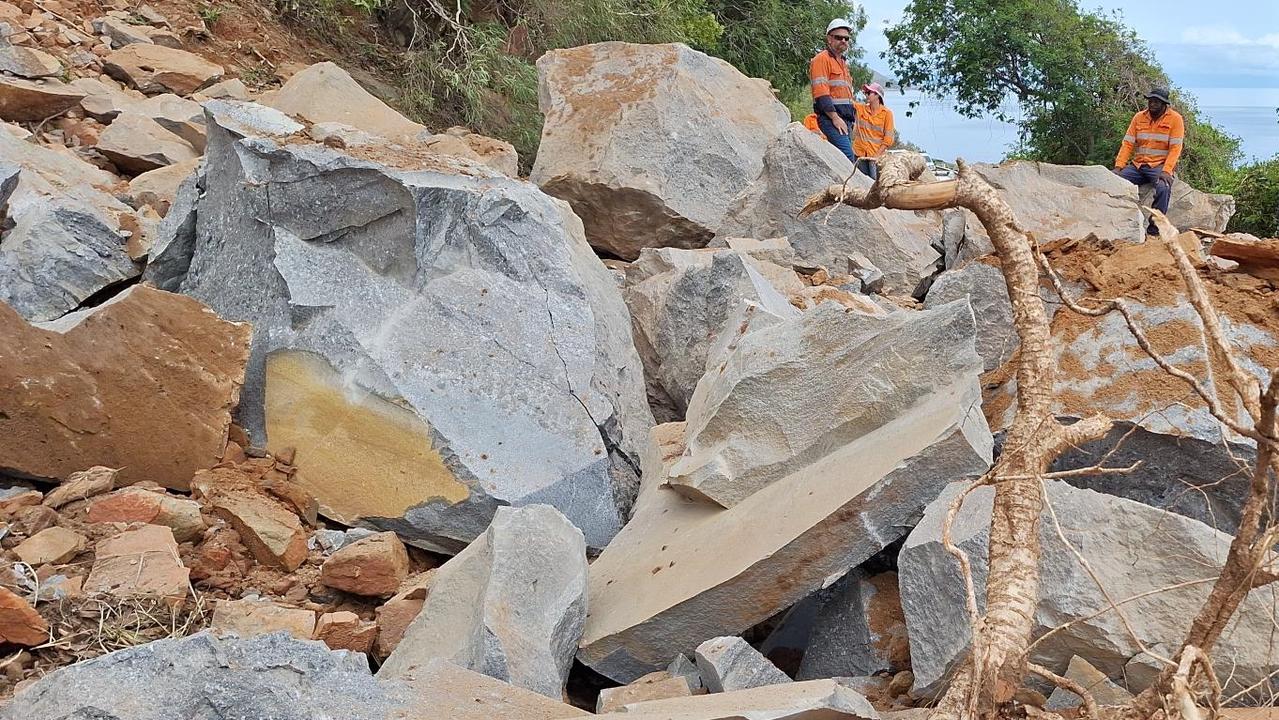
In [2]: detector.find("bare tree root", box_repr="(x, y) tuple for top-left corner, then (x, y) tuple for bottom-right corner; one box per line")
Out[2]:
(1028, 662), (1101, 720)
(804, 155), (1115, 719)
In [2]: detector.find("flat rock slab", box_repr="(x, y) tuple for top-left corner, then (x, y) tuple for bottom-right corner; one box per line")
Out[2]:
(380, 505), (588, 699)
(84, 524), (189, 600)
(211, 597), (317, 640)
(899, 481), (1279, 700)
(259, 62), (425, 141)
(715, 124), (942, 296)
(579, 301), (992, 682)
(95, 112), (199, 175)
(0, 77), (85, 121)
(0, 285), (250, 488)
(104, 44), (223, 95)
(179, 101), (653, 553)
(0, 43), (62, 78)
(532, 42), (789, 260)
(391, 657), (590, 720)
(594, 678), (879, 719)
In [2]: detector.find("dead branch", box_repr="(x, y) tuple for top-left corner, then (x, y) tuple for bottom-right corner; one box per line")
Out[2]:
(1028, 662), (1101, 720)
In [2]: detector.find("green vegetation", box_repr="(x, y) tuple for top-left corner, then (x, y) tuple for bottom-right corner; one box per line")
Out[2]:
(275, 0), (867, 169)
(1220, 157), (1279, 237)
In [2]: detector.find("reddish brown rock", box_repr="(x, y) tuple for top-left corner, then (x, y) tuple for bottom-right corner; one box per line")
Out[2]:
(0, 286), (251, 490)
(320, 531), (409, 597)
(374, 570), (435, 658)
(211, 597), (315, 639)
(0, 76), (85, 122)
(207, 490), (307, 571)
(14, 526), (87, 565)
(260, 476), (318, 526)
(314, 611), (377, 653)
(103, 44), (223, 95)
(0, 587), (47, 646)
(11, 505), (59, 536)
(88, 487), (206, 542)
(84, 524), (189, 600)
(0, 488), (42, 516)
(43, 466), (117, 509)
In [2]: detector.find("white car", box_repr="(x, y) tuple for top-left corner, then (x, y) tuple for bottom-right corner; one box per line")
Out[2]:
(886, 149), (955, 179)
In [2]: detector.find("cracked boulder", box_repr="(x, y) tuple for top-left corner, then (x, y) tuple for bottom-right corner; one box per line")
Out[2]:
(623, 247), (799, 421)
(579, 300), (992, 682)
(899, 481), (1279, 700)
(380, 505), (587, 698)
(179, 100), (654, 553)
(531, 42), (789, 260)
(715, 125), (943, 296)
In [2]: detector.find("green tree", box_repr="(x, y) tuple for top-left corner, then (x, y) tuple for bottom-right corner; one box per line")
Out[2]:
(1221, 156), (1279, 237)
(884, 0), (1239, 185)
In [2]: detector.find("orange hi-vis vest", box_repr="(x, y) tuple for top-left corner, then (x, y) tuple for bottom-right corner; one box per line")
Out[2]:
(1115, 108), (1185, 173)
(852, 102), (894, 157)
(809, 50), (854, 118)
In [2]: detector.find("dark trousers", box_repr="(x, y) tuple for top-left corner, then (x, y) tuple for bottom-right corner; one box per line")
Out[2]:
(1118, 164), (1171, 232)
(816, 112), (856, 164)
(856, 158), (878, 180)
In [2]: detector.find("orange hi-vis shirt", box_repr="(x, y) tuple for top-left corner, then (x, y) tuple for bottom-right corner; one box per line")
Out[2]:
(809, 50), (855, 118)
(1115, 108), (1185, 173)
(852, 102), (894, 157)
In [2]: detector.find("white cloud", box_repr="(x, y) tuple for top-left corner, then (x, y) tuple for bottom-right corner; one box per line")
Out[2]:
(1179, 25), (1279, 49)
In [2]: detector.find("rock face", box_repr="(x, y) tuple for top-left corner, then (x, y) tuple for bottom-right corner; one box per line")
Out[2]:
(695, 636), (791, 693)
(3, 632), (406, 720)
(532, 42), (789, 260)
(899, 481), (1279, 698)
(0, 285), (250, 488)
(380, 505), (588, 699)
(924, 260), (1016, 371)
(104, 44), (224, 95)
(579, 300), (992, 682)
(797, 571), (910, 680)
(972, 162), (1145, 246)
(179, 100), (653, 553)
(623, 247), (799, 420)
(593, 679), (879, 719)
(715, 125), (943, 296)
(259, 62), (425, 141)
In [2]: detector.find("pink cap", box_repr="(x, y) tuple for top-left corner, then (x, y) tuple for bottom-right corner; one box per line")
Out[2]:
(862, 82), (885, 99)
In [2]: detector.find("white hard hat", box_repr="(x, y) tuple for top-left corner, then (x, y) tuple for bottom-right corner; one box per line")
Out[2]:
(826, 18), (853, 34)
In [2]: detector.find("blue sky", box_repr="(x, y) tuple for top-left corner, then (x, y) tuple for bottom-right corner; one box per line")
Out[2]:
(857, 0), (1279, 90)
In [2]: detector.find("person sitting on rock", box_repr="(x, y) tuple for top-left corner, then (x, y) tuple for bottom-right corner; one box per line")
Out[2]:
(809, 18), (857, 163)
(851, 82), (894, 180)
(1113, 86), (1184, 236)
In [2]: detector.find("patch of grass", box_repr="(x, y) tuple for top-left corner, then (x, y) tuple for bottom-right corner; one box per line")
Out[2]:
(198, 5), (224, 28)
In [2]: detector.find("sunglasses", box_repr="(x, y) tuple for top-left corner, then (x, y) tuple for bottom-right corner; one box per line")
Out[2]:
(830, 34), (850, 41)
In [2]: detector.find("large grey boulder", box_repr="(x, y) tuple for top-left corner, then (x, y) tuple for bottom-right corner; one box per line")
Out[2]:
(1142, 180), (1236, 233)
(179, 100), (653, 553)
(715, 124), (943, 296)
(379, 505), (588, 699)
(969, 162), (1145, 246)
(140, 165), (201, 291)
(623, 247), (799, 421)
(899, 481), (1279, 699)
(924, 261), (1014, 372)
(579, 300), (992, 682)
(532, 42), (789, 260)
(694, 636), (792, 693)
(4, 632), (398, 720)
(797, 571), (910, 680)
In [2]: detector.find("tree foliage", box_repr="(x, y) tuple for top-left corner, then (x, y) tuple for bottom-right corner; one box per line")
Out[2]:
(1221, 156), (1279, 237)
(884, 0), (1240, 187)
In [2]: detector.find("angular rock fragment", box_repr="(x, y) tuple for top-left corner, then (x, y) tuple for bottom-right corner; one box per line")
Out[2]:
(0, 586), (46, 646)
(87, 487), (206, 542)
(716, 125), (942, 296)
(392, 657), (591, 719)
(0, 77), (85, 121)
(623, 247), (798, 420)
(180, 101), (653, 552)
(3, 632), (414, 720)
(0, 286), (250, 488)
(104, 44), (223, 95)
(695, 636), (791, 693)
(598, 671), (696, 713)
(380, 505), (588, 698)
(1045, 656), (1134, 710)
(204, 483), (308, 571)
(212, 597), (316, 639)
(320, 531), (410, 597)
(924, 260), (1017, 372)
(580, 300), (992, 681)
(532, 42), (789, 260)
(92, 16), (155, 47)
(71, 76), (145, 121)
(374, 570), (435, 658)
(1143, 179), (1235, 233)
(84, 524), (189, 600)
(259, 61), (424, 141)
(594, 679), (879, 719)
(95, 112), (199, 174)
(0, 43), (61, 78)
(15, 526), (87, 565)
(43, 466), (117, 509)
(899, 481), (1279, 698)
(127, 157), (199, 216)
(315, 611), (377, 653)
(797, 571), (910, 680)
(138, 162), (199, 288)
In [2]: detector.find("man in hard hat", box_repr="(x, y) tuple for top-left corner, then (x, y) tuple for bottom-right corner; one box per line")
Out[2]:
(1113, 87), (1185, 236)
(851, 82), (894, 179)
(809, 18), (857, 163)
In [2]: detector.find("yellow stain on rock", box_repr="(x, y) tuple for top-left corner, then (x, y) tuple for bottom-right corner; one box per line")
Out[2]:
(264, 351), (469, 524)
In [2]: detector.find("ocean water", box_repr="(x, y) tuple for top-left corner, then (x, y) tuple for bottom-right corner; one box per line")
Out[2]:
(886, 87), (1279, 166)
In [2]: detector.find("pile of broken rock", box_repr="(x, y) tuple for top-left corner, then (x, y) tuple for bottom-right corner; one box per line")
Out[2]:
(1, 36), (1277, 720)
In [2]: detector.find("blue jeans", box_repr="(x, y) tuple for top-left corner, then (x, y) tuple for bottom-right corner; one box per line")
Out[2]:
(1118, 164), (1171, 232)
(817, 113), (855, 164)
(856, 158), (878, 180)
